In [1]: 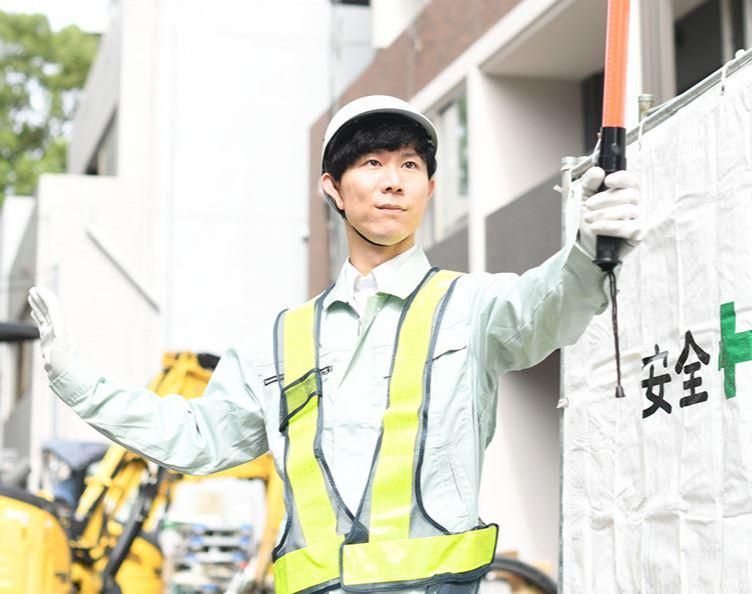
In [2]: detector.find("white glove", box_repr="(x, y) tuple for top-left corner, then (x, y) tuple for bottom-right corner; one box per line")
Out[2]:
(27, 287), (73, 379)
(578, 166), (643, 260)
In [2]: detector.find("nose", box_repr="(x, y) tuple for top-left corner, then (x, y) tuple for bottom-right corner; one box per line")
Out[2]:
(379, 165), (404, 194)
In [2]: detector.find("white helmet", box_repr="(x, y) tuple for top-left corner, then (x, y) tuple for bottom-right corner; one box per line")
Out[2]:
(320, 95), (438, 216)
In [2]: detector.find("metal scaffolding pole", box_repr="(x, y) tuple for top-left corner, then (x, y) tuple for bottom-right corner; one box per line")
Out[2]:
(720, 0), (735, 63)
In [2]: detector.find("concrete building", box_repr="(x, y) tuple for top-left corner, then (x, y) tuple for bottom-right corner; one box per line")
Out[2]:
(0, 195), (37, 483)
(307, 0), (750, 572)
(0, 0), (373, 487)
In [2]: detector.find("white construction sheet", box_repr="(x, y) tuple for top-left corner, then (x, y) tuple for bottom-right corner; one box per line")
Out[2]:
(562, 59), (752, 593)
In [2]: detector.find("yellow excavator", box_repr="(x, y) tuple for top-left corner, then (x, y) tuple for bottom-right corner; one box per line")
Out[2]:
(0, 351), (284, 594)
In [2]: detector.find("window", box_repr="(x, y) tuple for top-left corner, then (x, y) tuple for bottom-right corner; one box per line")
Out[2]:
(421, 92), (469, 246)
(675, 0), (744, 94)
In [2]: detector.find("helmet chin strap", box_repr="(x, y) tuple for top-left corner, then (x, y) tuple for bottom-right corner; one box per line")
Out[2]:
(331, 188), (394, 248)
(344, 215), (393, 248)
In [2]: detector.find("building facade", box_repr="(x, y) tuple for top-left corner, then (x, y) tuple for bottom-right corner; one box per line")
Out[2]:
(308, 0), (750, 571)
(0, 0), (373, 487)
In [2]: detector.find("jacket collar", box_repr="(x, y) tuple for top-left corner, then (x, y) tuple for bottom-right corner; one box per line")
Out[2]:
(323, 246), (432, 309)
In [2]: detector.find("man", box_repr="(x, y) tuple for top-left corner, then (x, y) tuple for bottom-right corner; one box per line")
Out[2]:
(29, 95), (642, 594)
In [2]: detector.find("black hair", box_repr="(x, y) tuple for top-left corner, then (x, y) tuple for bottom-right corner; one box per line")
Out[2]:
(322, 113), (437, 182)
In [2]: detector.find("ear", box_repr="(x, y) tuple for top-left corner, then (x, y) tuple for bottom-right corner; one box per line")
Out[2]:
(427, 177), (436, 201)
(321, 173), (345, 211)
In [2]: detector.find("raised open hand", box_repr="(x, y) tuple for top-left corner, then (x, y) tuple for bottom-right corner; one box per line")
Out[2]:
(27, 287), (73, 378)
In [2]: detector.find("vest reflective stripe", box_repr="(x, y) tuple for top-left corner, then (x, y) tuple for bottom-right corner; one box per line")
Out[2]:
(273, 534), (343, 594)
(278, 297), (341, 589)
(341, 525), (498, 587)
(368, 269), (461, 542)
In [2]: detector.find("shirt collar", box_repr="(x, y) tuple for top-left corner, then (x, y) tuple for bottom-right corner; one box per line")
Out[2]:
(323, 245), (432, 309)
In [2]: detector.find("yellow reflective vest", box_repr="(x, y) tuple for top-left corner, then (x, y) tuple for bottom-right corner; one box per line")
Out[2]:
(271, 268), (498, 594)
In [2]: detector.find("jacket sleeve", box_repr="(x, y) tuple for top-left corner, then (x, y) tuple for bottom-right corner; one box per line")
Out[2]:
(473, 242), (609, 383)
(48, 341), (269, 476)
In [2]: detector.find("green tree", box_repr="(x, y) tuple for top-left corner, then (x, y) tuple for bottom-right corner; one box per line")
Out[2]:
(0, 10), (98, 203)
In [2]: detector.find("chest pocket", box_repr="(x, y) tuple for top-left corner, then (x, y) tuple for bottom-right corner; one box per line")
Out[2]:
(430, 325), (469, 387)
(424, 324), (471, 438)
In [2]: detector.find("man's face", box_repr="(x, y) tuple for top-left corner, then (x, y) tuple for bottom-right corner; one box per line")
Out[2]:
(322, 146), (435, 246)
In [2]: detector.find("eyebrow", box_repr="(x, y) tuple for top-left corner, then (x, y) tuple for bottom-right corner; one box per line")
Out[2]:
(362, 150), (421, 160)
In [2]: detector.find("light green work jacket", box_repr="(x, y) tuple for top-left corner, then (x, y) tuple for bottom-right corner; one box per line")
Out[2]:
(50, 242), (608, 586)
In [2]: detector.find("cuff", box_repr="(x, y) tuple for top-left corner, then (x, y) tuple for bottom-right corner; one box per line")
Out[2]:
(563, 241), (610, 312)
(49, 358), (101, 407)
(575, 230), (596, 259)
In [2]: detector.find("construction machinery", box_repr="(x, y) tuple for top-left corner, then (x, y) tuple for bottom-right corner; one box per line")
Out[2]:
(0, 351), (283, 594)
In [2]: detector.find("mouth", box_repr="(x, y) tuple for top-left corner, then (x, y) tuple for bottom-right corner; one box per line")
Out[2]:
(376, 204), (406, 211)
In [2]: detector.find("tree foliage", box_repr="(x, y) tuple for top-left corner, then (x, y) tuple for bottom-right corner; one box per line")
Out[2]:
(0, 10), (98, 202)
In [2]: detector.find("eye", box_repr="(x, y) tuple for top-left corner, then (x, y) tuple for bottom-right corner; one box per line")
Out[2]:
(403, 161), (419, 169)
(364, 158), (381, 167)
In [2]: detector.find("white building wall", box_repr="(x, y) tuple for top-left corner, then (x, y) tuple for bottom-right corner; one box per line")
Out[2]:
(466, 71), (582, 273)
(67, 18), (121, 175)
(148, 0), (336, 351)
(24, 0), (346, 486)
(371, 0), (428, 49)
(331, 4), (376, 98)
(28, 174), (157, 483)
(0, 198), (36, 303)
(465, 73), (581, 569)
(482, 362), (561, 567)
(1, 196), (39, 476)
(469, 75), (583, 217)
(0, 196), (36, 449)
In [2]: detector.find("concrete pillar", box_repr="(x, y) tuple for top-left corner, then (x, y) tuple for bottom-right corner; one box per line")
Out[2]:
(639, 0), (677, 105)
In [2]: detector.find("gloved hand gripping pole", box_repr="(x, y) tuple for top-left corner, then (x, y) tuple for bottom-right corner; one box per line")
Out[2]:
(595, 0), (630, 398)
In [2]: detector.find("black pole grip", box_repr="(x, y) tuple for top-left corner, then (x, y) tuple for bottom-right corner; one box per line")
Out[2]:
(594, 126), (626, 272)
